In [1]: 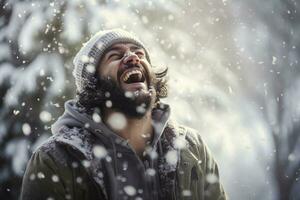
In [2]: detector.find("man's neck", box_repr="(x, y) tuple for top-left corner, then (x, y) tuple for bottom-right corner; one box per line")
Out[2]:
(103, 109), (153, 156)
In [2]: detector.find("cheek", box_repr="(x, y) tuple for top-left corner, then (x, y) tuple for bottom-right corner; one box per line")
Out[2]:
(144, 64), (156, 85)
(141, 60), (153, 75)
(98, 63), (118, 80)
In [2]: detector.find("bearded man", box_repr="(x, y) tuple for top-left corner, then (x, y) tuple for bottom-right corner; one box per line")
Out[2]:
(21, 29), (227, 200)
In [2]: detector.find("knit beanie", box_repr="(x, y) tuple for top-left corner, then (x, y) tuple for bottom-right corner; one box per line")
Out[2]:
(73, 29), (151, 93)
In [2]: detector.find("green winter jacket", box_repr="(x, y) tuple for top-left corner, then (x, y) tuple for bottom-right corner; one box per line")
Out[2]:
(20, 100), (227, 200)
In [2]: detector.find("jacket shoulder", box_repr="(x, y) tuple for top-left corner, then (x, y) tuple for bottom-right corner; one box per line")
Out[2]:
(36, 126), (95, 163)
(28, 128), (87, 179)
(21, 128), (101, 200)
(166, 121), (205, 148)
(182, 126), (205, 147)
(170, 123), (228, 200)
(176, 124), (215, 165)
(167, 122), (218, 172)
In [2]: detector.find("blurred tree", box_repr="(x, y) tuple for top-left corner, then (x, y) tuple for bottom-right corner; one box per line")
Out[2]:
(0, 0), (190, 199)
(233, 0), (300, 199)
(0, 1), (67, 199)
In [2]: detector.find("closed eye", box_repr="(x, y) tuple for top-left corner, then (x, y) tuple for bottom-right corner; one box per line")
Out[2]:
(135, 50), (145, 58)
(108, 53), (122, 60)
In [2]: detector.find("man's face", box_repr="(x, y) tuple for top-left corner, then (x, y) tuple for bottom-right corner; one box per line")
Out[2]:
(98, 43), (152, 92)
(97, 43), (156, 117)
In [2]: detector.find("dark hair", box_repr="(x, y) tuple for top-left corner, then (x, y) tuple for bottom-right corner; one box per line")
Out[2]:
(154, 66), (168, 99)
(76, 66), (168, 113)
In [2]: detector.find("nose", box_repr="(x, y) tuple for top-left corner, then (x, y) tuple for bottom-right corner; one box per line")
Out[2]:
(123, 51), (140, 65)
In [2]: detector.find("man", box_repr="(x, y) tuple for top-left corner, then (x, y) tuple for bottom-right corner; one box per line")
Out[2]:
(21, 29), (227, 200)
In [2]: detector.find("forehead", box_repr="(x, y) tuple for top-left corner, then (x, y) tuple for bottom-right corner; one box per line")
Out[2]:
(106, 43), (144, 52)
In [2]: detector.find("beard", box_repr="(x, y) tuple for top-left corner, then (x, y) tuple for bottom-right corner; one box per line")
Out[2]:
(98, 77), (153, 118)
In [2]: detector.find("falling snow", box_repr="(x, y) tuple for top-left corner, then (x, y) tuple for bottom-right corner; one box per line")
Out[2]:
(123, 185), (136, 196)
(39, 111), (52, 122)
(92, 145), (107, 159)
(92, 112), (102, 123)
(107, 112), (127, 130)
(37, 172), (45, 179)
(1, 0), (299, 199)
(165, 150), (178, 165)
(22, 123), (31, 136)
(51, 175), (59, 182)
(206, 173), (218, 184)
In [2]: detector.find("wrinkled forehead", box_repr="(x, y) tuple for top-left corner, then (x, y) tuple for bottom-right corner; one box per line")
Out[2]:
(105, 42), (145, 54)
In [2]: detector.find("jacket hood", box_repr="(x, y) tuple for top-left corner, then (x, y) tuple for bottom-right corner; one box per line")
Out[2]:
(51, 99), (170, 149)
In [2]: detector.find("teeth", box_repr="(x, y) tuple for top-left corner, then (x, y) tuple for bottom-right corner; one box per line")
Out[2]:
(123, 70), (142, 82)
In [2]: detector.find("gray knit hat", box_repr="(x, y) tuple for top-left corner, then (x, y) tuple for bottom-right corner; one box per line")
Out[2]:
(73, 29), (151, 93)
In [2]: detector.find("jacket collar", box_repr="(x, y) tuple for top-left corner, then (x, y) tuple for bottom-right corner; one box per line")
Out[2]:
(52, 99), (171, 150)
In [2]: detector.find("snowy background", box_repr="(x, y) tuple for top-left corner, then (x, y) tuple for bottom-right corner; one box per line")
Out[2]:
(0, 0), (299, 199)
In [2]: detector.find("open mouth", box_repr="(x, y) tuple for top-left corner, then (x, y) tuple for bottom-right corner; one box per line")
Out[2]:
(121, 69), (146, 85)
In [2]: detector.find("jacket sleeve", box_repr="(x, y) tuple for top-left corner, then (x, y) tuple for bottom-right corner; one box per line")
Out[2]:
(195, 133), (227, 200)
(20, 145), (104, 200)
(20, 150), (71, 200)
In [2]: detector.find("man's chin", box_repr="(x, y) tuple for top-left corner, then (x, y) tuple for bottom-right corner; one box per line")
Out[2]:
(112, 90), (152, 118)
(99, 78), (153, 118)
(130, 89), (154, 117)
(117, 94), (152, 119)
(121, 82), (148, 92)
(121, 82), (151, 99)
